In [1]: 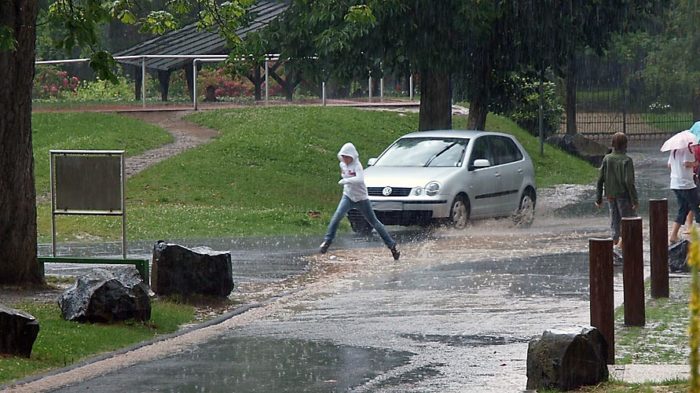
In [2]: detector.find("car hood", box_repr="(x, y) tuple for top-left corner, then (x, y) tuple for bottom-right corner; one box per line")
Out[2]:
(364, 166), (459, 187)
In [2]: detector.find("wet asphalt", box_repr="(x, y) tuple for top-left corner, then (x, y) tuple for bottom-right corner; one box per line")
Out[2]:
(38, 139), (680, 392)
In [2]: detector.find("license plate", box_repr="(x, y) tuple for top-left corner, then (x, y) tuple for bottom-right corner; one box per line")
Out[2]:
(372, 201), (403, 211)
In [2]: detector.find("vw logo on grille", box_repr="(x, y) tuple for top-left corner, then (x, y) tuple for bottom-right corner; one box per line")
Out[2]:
(382, 186), (393, 196)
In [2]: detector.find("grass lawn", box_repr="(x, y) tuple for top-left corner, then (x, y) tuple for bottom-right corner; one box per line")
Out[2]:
(0, 299), (195, 385)
(33, 112), (174, 196)
(641, 112), (693, 133)
(35, 107), (597, 242)
(614, 278), (689, 365)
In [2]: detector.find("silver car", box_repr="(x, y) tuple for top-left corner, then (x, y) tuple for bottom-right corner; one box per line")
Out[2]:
(347, 130), (536, 233)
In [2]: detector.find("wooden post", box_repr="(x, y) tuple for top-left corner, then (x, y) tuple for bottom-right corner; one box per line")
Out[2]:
(621, 217), (645, 326)
(649, 199), (669, 298)
(589, 238), (615, 364)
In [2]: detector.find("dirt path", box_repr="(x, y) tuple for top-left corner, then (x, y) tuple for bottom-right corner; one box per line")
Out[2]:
(119, 111), (218, 177)
(33, 110), (217, 205)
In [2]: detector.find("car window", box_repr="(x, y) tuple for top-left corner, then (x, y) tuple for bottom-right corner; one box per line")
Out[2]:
(491, 136), (523, 165)
(469, 136), (492, 167)
(374, 137), (469, 167)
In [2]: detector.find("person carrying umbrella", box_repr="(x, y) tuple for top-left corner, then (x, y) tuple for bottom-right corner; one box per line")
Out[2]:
(683, 122), (700, 231)
(662, 129), (700, 243)
(595, 132), (638, 249)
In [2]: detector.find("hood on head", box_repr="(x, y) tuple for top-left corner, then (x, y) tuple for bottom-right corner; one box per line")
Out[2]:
(338, 142), (360, 162)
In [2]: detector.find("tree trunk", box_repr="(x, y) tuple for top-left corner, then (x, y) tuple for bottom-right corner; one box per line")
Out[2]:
(0, 0), (43, 285)
(157, 70), (171, 102)
(268, 65), (298, 102)
(467, 99), (488, 130)
(247, 65), (262, 101)
(184, 62), (200, 101)
(418, 69), (452, 131)
(565, 51), (578, 135)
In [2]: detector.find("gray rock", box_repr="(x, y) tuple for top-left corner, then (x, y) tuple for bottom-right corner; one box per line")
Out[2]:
(0, 304), (39, 358)
(546, 134), (607, 167)
(151, 241), (234, 298)
(669, 240), (689, 273)
(58, 267), (151, 323)
(526, 326), (609, 391)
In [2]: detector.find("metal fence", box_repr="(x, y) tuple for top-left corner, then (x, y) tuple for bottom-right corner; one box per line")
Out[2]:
(33, 55), (418, 111)
(561, 54), (694, 139)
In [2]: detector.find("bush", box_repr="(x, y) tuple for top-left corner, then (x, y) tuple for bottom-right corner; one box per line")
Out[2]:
(33, 65), (80, 99)
(506, 74), (563, 138)
(74, 75), (134, 102)
(197, 68), (254, 99)
(33, 66), (135, 103)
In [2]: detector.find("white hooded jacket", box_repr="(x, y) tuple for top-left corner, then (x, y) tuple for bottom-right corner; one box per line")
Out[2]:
(337, 142), (369, 202)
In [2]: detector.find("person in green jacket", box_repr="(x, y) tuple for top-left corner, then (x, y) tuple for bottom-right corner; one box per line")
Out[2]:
(595, 132), (638, 249)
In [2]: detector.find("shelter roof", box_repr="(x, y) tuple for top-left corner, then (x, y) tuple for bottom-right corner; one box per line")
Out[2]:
(116, 0), (288, 71)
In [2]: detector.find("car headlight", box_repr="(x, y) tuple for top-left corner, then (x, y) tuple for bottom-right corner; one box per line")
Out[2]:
(425, 181), (440, 196)
(413, 187), (423, 196)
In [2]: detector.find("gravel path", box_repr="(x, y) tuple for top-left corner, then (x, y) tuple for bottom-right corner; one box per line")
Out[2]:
(119, 111), (218, 177)
(33, 110), (217, 205)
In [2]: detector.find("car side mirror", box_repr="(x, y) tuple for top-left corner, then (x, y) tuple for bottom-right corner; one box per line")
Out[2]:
(367, 158), (377, 166)
(471, 159), (491, 170)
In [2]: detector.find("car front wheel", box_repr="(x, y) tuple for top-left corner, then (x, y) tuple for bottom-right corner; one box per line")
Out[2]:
(450, 195), (470, 229)
(513, 191), (535, 227)
(347, 212), (373, 235)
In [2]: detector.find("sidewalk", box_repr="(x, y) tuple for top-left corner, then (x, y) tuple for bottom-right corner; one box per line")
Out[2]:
(609, 364), (689, 383)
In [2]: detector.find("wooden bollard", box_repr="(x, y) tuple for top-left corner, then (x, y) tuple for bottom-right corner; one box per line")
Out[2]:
(589, 238), (615, 364)
(649, 199), (669, 298)
(621, 217), (645, 326)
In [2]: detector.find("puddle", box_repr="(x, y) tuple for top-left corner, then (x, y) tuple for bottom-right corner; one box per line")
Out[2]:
(51, 337), (413, 393)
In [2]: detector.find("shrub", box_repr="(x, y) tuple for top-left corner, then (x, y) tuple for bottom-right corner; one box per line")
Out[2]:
(74, 75), (133, 102)
(197, 68), (254, 98)
(33, 65), (80, 99)
(506, 74), (564, 138)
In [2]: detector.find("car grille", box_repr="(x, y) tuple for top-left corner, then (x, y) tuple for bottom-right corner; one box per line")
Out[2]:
(368, 187), (412, 197)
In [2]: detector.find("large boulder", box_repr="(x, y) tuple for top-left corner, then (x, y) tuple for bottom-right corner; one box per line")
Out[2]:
(151, 241), (234, 298)
(58, 267), (151, 323)
(0, 304), (39, 358)
(526, 326), (609, 391)
(669, 240), (690, 273)
(546, 134), (608, 167)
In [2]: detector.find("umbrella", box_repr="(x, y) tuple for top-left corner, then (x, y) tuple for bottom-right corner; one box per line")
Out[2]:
(660, 130), (698, 152)
(690, 121), (700, 140)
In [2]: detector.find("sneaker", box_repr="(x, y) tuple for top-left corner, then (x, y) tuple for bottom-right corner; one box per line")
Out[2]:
(390, 245), (400, 261)
(319, 241), (331, 254)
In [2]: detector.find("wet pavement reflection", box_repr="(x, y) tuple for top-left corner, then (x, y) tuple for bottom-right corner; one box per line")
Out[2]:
(50, 337), (413, 393)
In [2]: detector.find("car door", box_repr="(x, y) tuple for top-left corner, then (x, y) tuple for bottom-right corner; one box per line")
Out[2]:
(490, 135), (525, 213)
(465, 135), (502, 218)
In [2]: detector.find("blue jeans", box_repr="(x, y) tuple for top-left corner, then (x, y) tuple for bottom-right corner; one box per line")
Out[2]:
(324, 195), (396, 248)
(673, 188), (700, 225)
(607, 197), (635, 243)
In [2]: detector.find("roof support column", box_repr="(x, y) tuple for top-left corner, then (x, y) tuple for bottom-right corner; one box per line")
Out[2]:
(368, 75), (372, 102)
(141, 57), (146, 108)
(192, 60), (199, 110)
(264, 59), (269, 105)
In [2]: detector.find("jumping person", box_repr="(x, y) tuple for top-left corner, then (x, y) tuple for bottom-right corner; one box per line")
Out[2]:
(319, 142), (400, 260)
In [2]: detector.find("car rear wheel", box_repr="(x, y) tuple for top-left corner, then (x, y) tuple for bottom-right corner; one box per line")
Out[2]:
(347, 212), (373, 235)
(450, 195), (470, 229)
(513, 190), (535, 227)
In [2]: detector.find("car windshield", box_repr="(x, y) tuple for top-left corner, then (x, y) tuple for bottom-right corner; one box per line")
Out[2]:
(374, 137), (469, 167)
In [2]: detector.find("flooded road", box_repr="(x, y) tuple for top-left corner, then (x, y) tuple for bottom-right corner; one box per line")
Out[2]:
(20, 139), (681, 392)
